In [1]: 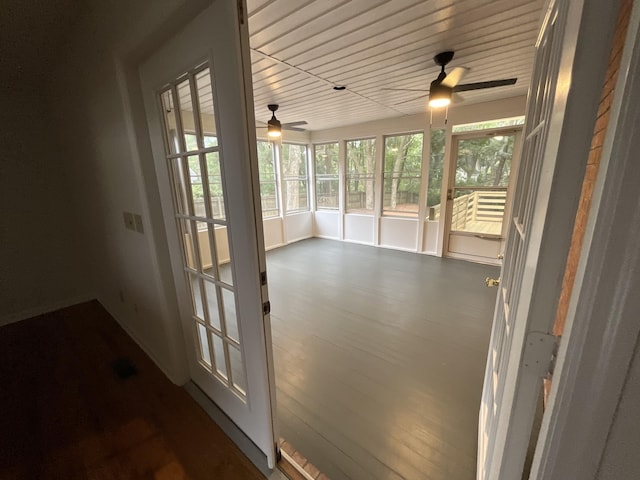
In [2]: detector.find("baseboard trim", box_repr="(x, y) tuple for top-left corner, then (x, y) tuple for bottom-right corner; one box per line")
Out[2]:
(265, 242), (286, 252)
(0, 293), (96, 327)
(285, 235), (313, 244)
(97, 297), (183, 385)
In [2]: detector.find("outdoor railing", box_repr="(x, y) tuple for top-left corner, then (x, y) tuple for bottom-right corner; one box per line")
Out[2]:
(428, 190), (506, 228)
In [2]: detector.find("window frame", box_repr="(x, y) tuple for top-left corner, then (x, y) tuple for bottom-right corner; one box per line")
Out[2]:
(345, 137), (377, 215)
(255, 140), (279, 219)
(381, 132), (424, 218)
(281, 141), (310, 214)
(313, 142), (340, 211)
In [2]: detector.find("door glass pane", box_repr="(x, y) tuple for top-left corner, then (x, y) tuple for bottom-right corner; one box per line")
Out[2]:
(170, 157), (189, 215)
(190, 274), (204, 320)
(177, 78), (197, 150)
(197, 323), (212, 367)
(450, 188), (507, 236)
(188, 155), (205, 217)
(195, 221), (211, 271)
(221, 287), (239, 343)
(160, 89), (180, 154)
(179, 219), (197, 271)
(203, 279), (221, 332)
(195, 68), (218, 147)
(215, 226), (234, 286)
(455, 135), (515, 187)
(205, 152), (225, 220)
(450, 133), (515, 236)
(229, 345), (246, 394)
(212, 333), (228, 379)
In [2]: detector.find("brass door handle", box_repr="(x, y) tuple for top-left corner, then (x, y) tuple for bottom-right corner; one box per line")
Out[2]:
(486, 277), (501, 287)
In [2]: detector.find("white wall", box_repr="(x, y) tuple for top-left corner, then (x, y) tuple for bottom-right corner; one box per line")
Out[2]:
(0, 87), (90, 325)
(51, 0), (211, 381)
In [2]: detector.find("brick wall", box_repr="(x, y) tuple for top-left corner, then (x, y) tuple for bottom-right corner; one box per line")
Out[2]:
(553, 0), (633, 337)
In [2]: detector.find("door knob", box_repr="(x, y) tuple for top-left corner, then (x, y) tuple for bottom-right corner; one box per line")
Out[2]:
(486, 277), (501, 287)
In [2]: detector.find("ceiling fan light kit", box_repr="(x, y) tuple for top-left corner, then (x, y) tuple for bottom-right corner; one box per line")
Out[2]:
(260, 104), (307, 138)
(385, 50), (517, 109)
(428, 81), (452, 108)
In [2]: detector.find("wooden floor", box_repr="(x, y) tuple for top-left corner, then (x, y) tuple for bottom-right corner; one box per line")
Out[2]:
(0, 301), (264, 480)
(267, 238), (500, 480)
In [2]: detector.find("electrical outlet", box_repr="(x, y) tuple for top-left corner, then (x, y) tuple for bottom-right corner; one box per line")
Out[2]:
(123, 212), (135, 231)
(134, 214), (144, 234)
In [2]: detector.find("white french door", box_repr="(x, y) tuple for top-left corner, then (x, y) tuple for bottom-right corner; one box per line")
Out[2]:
(478, 0), (586, 478)
(139, 1), (276, 467)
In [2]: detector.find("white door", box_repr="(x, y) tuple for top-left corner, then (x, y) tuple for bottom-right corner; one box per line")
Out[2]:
(139, 1), (277, 467)
(445, 128), (522, 264)
(478, 0), (590, 478)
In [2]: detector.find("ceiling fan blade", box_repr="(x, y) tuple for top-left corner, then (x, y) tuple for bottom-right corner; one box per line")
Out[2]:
(441, 67), (469, 88)
(381, 88), (430, 92)
(283, 126), (306, 132)
(453, 78), (517, 92)
(282, 121), (308, 127)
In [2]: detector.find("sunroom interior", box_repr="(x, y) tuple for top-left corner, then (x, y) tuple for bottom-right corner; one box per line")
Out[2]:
(178, 1), (543, 478)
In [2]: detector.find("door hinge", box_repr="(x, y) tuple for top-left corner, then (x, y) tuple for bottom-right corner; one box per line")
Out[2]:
(260, 271), (267, 286)
(523, 332), (560, 377)
(237, 0), (245, 25)
(262, 300), (271, 315)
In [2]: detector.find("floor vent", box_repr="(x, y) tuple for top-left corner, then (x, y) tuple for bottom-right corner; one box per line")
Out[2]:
(111, 357), (138, 379)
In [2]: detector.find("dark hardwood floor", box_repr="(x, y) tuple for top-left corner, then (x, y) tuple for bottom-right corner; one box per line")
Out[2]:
(267, 238), (500, 480)
(0, 301), (264, 480)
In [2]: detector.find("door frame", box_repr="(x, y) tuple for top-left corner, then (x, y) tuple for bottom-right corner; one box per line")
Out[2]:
(531, 1), (640, 477)
(443, 126), (523, 264)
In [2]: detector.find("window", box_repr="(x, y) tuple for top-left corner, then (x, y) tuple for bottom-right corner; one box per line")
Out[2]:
(256, 141), (279, 218)
(314, 143), (339, 210)
(281, 143), (309, 212)
(346, 138), (376, 213)
(382, 133), (423, 217)
(427, 129), (445, 220)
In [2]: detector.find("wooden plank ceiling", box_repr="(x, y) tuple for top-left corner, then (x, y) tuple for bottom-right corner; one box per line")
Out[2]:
(247, 0), (545, 132)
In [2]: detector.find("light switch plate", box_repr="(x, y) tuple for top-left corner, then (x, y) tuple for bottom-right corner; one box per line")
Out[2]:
(134, 214), (144, 234)
(123, 212), (135, 231)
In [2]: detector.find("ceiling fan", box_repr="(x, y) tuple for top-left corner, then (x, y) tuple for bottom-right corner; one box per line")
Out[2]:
(385, 51), (517, 108)
(259, 104), (307, 138)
